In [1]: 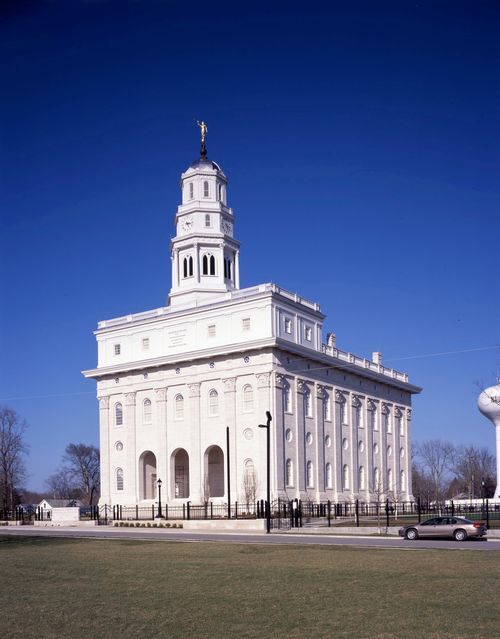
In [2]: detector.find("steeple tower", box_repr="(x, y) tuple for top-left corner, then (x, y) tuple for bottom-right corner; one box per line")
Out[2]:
(168, 130), (240, 307)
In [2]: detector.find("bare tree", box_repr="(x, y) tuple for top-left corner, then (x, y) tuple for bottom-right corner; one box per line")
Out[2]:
(452, 445), (496, 499)
(242, 470), (259, 512)
(416, 440), (455, 504)
(62, 443), (100, 506)
(45, 468), (80, 501)
(0, 407), (28, 512)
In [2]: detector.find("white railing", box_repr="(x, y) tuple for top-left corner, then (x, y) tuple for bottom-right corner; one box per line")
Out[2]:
(321, 344), (409, 383)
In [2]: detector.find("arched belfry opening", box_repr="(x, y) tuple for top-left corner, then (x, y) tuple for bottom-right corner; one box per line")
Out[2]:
(139, 451), (157, 500)
(205, 445), (224, 498)
(171, 448), (190, 499)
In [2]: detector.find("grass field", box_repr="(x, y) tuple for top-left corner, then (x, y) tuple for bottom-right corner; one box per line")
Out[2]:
(1, 535), (499, 638)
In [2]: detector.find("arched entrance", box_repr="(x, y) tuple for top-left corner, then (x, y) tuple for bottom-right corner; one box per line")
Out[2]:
(139, 451), (157, 500)
(171, 448), (190, 498)
(205, 445), (224, 498)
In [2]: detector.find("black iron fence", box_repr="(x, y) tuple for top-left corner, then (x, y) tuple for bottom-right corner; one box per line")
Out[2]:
(2, 499), (499, 529)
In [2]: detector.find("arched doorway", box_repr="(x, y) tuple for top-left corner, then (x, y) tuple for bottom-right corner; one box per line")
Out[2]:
(205, 445), (224, 498)
(139, 451), (157, 500)
(171, 448), (190, 498)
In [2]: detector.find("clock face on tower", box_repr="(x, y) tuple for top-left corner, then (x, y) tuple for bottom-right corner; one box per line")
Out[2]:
(181, 217), (193, 233)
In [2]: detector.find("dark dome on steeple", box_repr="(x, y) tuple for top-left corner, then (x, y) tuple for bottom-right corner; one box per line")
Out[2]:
(189, 158), (222, 171)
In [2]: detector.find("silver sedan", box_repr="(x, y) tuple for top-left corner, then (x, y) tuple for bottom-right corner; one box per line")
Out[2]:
(399, 516), (487, 541)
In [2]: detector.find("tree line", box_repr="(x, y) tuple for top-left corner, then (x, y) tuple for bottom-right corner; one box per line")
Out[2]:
(413, 439), (496, 503)
(0, 406), (100, 510)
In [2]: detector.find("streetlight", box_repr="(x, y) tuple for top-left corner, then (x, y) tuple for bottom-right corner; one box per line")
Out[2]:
(156, 478), (164, 519)
(259, 411), (272, 534)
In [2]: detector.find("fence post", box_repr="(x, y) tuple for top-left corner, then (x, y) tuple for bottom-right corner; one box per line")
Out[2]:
(183, 503), (186, 520)
(187, 501), (191, 520)
(417, 496), (421, 523)
(235, 501), (238, 519)
(385, 499), (390, 529)
(486, 499), (490, 529)
(298, 500), (303, 528)
(152, 504), (155, 520)
(451, 500), (455, 518)
(355, 499), (359, 527)
(135, 504), (138, 521)
(327, 500), (331, 527)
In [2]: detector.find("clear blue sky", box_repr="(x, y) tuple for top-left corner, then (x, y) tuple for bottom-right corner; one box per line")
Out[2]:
(1, 1), (499, 492)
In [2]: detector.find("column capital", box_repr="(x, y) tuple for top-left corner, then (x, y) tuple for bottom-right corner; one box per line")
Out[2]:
(296, 379), (309, 394)
(98, 396), (110, 410)
(154, 387), (168, 402)
(188, 382), (201, 398)
(222, 377), (237, 392)
(335, 389), (347, 403)
(256, 372), (271, 389)
(406, 408), (412, 420)
(125, 392), (136, 406)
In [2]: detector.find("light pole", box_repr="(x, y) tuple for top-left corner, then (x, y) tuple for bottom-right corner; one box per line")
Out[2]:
(156, 478), (164, 519)
(259, 411), (272, 534)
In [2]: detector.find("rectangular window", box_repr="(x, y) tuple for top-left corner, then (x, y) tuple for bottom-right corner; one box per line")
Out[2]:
(284, 318), (292, 334)
(114, 344), (121, 356)
(142, 338), (150, 351)
(242, 318), (251, 331)
(208, 324), (216, 338)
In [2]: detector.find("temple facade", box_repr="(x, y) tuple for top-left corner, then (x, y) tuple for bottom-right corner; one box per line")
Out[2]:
(83, 143), (421, 507)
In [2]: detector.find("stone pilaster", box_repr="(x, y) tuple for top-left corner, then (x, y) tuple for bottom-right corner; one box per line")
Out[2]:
(154, 388), (168, 497)
(188, 382), (201, 502)
(222, 377), (237, 502)
(124, 392), (137, 501)
(98, 396), (110, 506)
(296, 379), (308, 493)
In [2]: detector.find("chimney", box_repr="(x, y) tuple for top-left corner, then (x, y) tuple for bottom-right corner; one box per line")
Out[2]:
(372, 352), (382, 365)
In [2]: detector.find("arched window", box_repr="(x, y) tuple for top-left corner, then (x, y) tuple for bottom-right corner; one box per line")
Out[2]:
(203, 180), (209, 197)
(116, 468), (124, 491)
(189, 182), (194, 199)
(354, 402), (363, 428)
(183, 257), (187, 279)
(400, 469), (406, 492)
(359, 466), (365, 490)
(205, 214), (211, 227)
(387, 468), (393, 491)
(202, 254), (208, 275)
(209, 255), (215, 275)
(304, 387), (312, 418)
(374, 466), (380, 488)
(286, 459), (294, 487)
(242, 385), (253, 412)
(208, 389), (218, 417)
(115, 403), (123, 426)
(188, 256), (193, 277)
(227, 259), (232, 280)
(218, 183), (222, 201)
(339, 397), (346, 424)
(323, 394), (331, 421)
(143, 398), (152, 424)
(174, 394), (184, 420)
(326, 462), (333, 489)
(283, 382), (292, 413)
(306, 461), (314, 488)
(369, 404), (377, 430)
(342, 464), (349, 490)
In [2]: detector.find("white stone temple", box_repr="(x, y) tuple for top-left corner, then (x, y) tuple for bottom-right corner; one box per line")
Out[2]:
(83, 138), (421, 508)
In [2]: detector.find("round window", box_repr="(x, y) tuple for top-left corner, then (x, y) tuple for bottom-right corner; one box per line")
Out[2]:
(115, 441), (123, 451)
(244, 428), (253, 440)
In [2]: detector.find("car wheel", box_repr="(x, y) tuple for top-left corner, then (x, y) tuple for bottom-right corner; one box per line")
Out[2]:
(454, 529), (467, 542)
(405, 528), (418, 540)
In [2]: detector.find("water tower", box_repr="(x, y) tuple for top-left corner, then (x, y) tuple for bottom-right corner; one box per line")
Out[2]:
(477, 384), (500, 500)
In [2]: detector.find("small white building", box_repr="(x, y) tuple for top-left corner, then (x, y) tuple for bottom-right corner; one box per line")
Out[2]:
(83, 145), (421, 508)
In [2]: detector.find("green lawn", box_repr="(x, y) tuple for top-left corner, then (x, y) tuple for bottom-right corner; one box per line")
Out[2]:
(1, 535), (499, 638)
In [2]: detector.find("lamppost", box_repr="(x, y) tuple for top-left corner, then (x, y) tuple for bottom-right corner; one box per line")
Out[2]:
(481, 477), (486, 518)
(259, 411), (272, 534)
(156, 478), (164, 519)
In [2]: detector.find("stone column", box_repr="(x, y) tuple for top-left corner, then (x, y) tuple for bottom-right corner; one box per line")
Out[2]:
(188, 382), (201, 503)
(193, 242), (200, 285)
(334, 390), (346, 500)
(315, 385), (326, 499)
(155, 388), (168, 499)
(366, 400), (375, 497)
(405, 408), (413, 500)
(222, 377), (237, 503)
(124, 392), (137, 502)
(380, 403), (390, 498)
(256, 372), (272, 497)
(274, 374), (286, 495)
(98, 396), (110, 506)
(296, 379), (308, 494)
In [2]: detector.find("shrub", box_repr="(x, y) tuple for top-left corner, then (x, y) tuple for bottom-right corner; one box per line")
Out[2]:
(147, 522), (151, 528)
(153, 523), (158, 528)
(135, 522), (141, 527)
(159, 523), (164, 528)
(165, 523), (171, 528)
(119, 522), (124, 527)
(171, 523), (177, 528)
